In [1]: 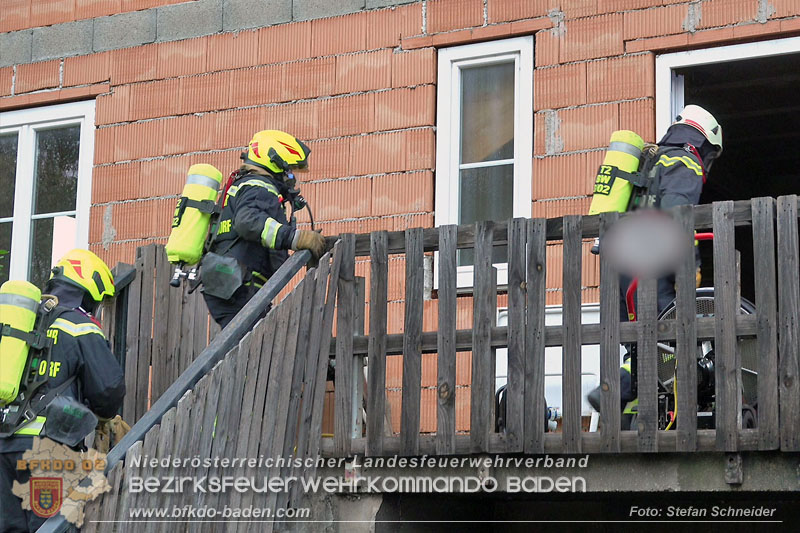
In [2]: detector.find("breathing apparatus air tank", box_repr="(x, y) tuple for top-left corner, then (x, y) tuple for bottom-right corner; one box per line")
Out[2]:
(0, 280), (42, 405)
(165, 164), (224, 286)
(588, 130), (645, 215)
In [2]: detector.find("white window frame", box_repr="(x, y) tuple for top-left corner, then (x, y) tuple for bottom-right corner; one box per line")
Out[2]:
(656, 36), (800, 139)
(0, 100), (96, 281)
(435, 36), (533, 289)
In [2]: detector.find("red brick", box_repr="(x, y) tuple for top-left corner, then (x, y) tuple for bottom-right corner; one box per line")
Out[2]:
(75, 0), (119, 19)
(597, 0), (662, 14)
(532, 197), (591, 220)
(260, 100), (319, 141)
(374, 86), (435, 132)
(586, 54), (654, 104)
(282, 58), (336, 100)
(63, 52), (110, 87)
(15, 60), (60, 94)
(96, 198), (175, 241)
(258, 21), (311, 64)
(405, 128), (435, 171)
(0, 68), (12, 97)
(313, 177), (372, 221)
(206, 30), (259, 72)
(0, 0), (31, 33)
(771, 0), (800, 18)
(30, 0), (74, 28)
(391, 213), (433, 231)
(488, 0), (551, 23)
(179, 71), (232, 114)
(305, 138), (350, 180)
(95, 85), (130, 125)
(686, 26), (735, 46)
(392, 48), (436, 88)
(532, 153), (595, 200)
(214, 108), (262, 150)
(561, 14), (623, 62)
(781, 17), (800, 32)
(157, 38), (207, 79)
(114, 120), (166, 161)
(111, 45), (157, 84)
(129, 79), (180, 120)
(619, 99), (655, 142)
(428, 0), (484, 33)
(335, 50), (392, 95)
(421, 354), (438, 389)
(401, 35), (434, 49)
(349, 132), (405, 175)
(535, 30), (559, 67)
(625, 34), (688, 53)
(560, 0), (598, 19)
(732, 20), (783, 40)
(91, 162), (141, 203)
(311, 12), (366, 57)
(509, 17), (552, 34)
(318, 93), (375, 138)
(372, 171), (433, 216)
(697, 0), (755, 29)
(93, 126), (115, 165)
(365, 3), (423, 49)
(120, 0), (184, 10)
(623, 4), (686, 41)
(534, 63), (586, 110)
(557, 104), (618, 152)
(163, 114), (217, 155)
(229, 65), (284, 107)
(139, 156), (194, 199)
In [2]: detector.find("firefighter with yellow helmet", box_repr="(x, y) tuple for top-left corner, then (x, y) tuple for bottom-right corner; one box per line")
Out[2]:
(0, 249), (125, 532)
(202, 130), (325, 327)
(588, 104), (723, 427)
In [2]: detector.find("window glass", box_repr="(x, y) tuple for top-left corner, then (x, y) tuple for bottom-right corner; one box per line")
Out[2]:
(33, 125), (80, 215)
(460, 63), (515, 165)
(458, 164), (513, 265)
(0, 132), (17, 218)
(0, 223), (11, 285)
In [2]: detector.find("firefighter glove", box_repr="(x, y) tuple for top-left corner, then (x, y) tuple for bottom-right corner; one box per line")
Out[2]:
(292, 230), (325, 259)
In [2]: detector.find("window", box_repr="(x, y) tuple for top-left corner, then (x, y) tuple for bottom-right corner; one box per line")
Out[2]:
(435, 37), (533, 287)
(0, 101), (95, 287)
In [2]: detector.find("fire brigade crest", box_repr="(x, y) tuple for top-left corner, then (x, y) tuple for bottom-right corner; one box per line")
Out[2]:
(30, 478), (63, 518)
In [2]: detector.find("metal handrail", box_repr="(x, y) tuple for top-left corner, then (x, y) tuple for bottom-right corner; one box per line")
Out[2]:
(38, 250), (312, 533)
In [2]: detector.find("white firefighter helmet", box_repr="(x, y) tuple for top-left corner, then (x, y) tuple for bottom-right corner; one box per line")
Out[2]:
(674, 104), (723, 155)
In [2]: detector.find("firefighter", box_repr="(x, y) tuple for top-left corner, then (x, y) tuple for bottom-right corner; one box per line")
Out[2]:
(589, 105), (723, 426)
(202, 130), (325, 328)
(0, 249), (125, 533)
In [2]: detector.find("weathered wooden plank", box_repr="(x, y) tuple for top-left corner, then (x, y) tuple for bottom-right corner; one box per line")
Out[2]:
(598, 212), (621, 452)
(436, 225), (457, 455)
(143, 407), (175, 533)
(675, 205), (698, 452)
(178, 284), (197, 377)
(135, 245), (157, 420)
(752, 197), (779, 450)
(637, 276), (658, 453)
(777, 195), (800, 451)
(115, 440), (143, 533)
(193, 287), (210, 359)
(329, 427), (764, 456)
(524, 218), (547, 454)
(100, 461), (124, 528)
(132, 424), (160, 531)
(562, 215), (582, 454)
(339, 314), (759, 356)
(160, 391), (194, 529)
(470, 221), (495, 453)
(353, 276), (366, 439)
(123, 249), (143, 424)
(368, 231), (389, 456)
(165, 260), (185, 397)
(713, 201), (740, 452)
(222, 341), (247, 460)
(307, 243), (344, 481)
(335, 233), (356, 457)
(187, 372), (214, 526)
(151, 248), (172, 403)
(332, 198), (772, 257)
(203, 355), (236, 533)
(504, 218), (526, 452)
(401, 228), (424, 456)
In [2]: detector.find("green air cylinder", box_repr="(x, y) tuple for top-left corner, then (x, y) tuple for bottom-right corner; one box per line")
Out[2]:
(0, 280), (41, 406)
(165, 163), (224, 266)
(588, 130), (645, 215)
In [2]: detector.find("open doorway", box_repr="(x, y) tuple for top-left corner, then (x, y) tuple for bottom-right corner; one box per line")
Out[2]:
(656, 39), (800, 302)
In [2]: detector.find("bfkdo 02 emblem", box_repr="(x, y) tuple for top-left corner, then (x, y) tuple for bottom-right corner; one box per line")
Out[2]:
(31, 477), (63, 518)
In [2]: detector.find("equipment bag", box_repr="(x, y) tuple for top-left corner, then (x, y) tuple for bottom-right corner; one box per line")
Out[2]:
(199, 243), (244, 300)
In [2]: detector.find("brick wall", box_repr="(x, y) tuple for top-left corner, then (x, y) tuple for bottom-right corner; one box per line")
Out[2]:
(2, 0), (800, 434)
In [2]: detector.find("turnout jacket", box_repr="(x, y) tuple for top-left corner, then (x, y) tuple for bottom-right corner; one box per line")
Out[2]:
(212, 171), (296, 283)
(0, 298), (125, 453)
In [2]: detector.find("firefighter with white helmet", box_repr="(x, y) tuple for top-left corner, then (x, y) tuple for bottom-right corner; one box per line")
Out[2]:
(0, 249), (125, 532)
(202, 130), (325, 327)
